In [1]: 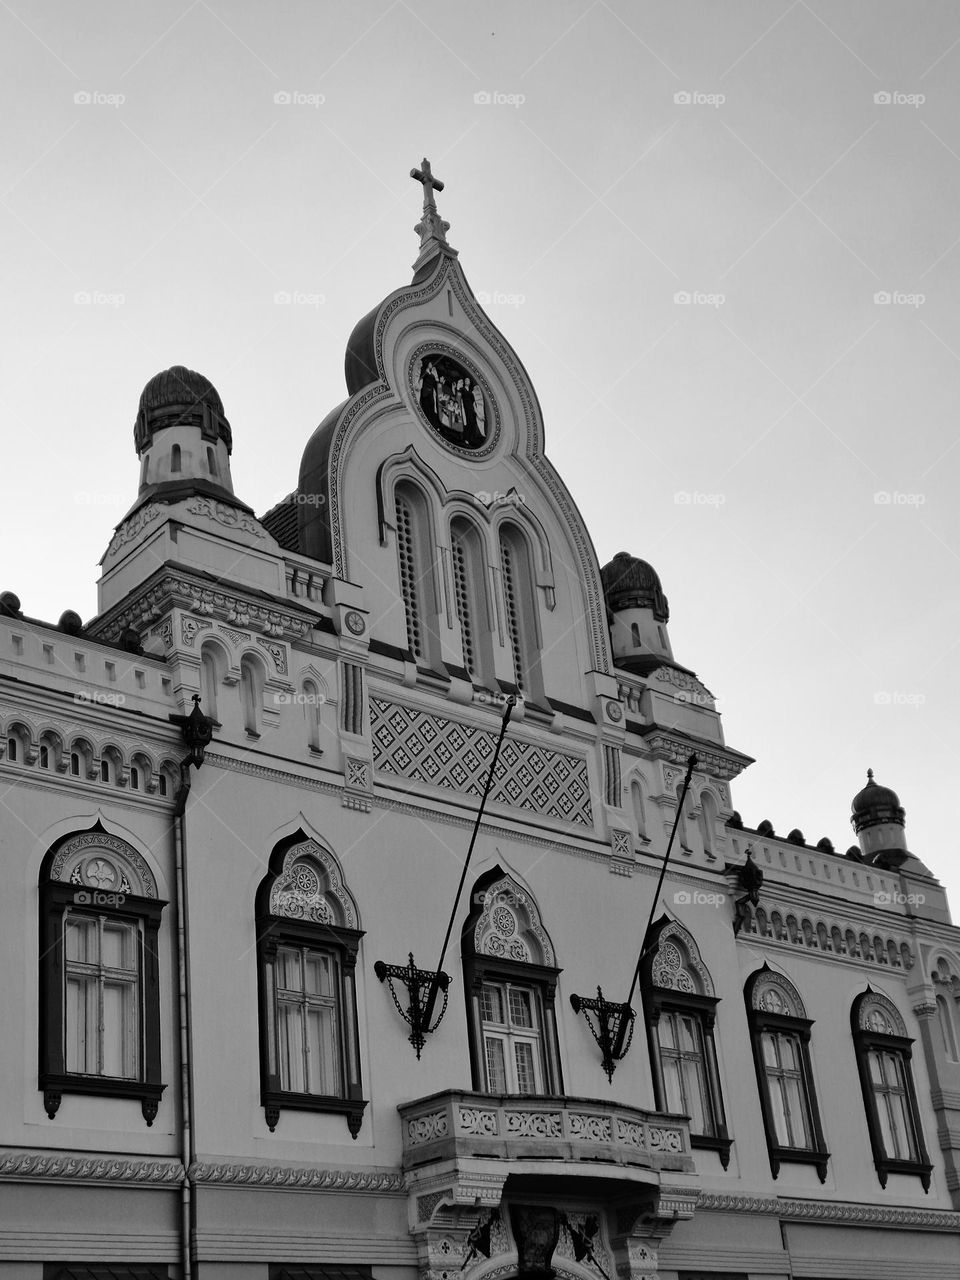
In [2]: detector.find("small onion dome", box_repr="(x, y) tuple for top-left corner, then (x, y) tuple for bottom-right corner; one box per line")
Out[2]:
(851, 768), (905, 834)
(756, 819), (775, 837)
(58, 610), (83, 635)
(727, 811), (743, 829)
(0, 591), (22, 617)
(599, 552), (669, 623)
(134, 366), (232, 454)
(787, 828), (805, 846)
(816, 836), (835, 853)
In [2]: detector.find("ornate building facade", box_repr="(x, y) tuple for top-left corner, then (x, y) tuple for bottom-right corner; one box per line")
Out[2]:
(1, 162), (959, 1280)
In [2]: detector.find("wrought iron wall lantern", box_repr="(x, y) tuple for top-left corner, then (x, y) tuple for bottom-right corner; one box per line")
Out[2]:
(569, 987), (635, 1082)
(169, 693), (215, 768)
(374, 953), (450, 1058)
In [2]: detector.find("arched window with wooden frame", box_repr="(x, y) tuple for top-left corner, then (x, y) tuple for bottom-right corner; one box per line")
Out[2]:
(200, 640), (226, 724)
(255, 833), (366, 1138)
(850, 988), (932, 1190)
(461, 869), (563, 1097)
(240, 652), (266, 737)
(394, 479), (443, 672)
(450, 514), (495, 690)
(498, 522), (544, 704)
(744, 965), (829, 1182)
(642, 917), (731, 1167)
(39, 826), (166, 1125)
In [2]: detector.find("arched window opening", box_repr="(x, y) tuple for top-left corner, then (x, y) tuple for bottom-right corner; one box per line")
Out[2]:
(255, 834), (366, 1137)
(631, 778), (648, 841)
(745, 967), (829, 1183)
(240, 654), (265, 736)
(937, 995), (959, 1061)
(100, 759), (110, 783)
(39, 744), (49, 769)
(7, 736), (17, 762)
(39, 829), (165, 1124)
(170, 443), (182, 474)
(200, 642), (223, 723)
(699, 791), (720, 859)
(643, 918), (731, 1168)
(70, 752), (80, 777)
(462, 870), (563, 1097)
(850, 989), (932, 1190)
(206, 446), (218, 477)
(451, 517), (494, 688)
(130, 766), (140, 791)
(395, 482), (441, 669)
(302, 679), (322, 753)
(631, 622), (641, 648)
(499, 524), (543, 700)
(158, 772), (168, 798)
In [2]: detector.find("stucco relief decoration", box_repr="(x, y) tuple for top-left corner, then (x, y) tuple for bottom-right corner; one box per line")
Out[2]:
(651, 942), (696, 995)
(269, 839), (358, 930)
(458, 1107), (499, 1136)
(648, 1126), (684, 1153)
(185, 496), (266, 538)
(410, 345), (497, 455)
(858, 990), (907, 1037)
(475, 875), (555, 967)
(371, 697), (591, 827)
(504, 1110), (562, 1139)
(752, 970), (805, 1018)
(651, 922), (714, 996)
(181, 616), (204, 647)
(153, 619), (174, 650)
(105, 503), (164, 557)
(52, 832), (157, 898)
(257, 637), (288, 674)
(569, 1113), (611, 1143)
(407, 1112), (449, 1145)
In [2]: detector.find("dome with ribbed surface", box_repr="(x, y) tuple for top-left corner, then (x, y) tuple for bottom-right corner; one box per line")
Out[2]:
(600, 551), (669, 623)
(134, 366), (232, 453)
(851, 769), (905, 833)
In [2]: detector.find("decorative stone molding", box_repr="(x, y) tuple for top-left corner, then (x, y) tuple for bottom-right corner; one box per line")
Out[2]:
(104, 503), (166, 557)
(0, 1151), (183, 1185)
(737, 898), (914, 970)
(694, 1190), (960, 1229)
(189, 1161), (404, 1191)
(184, 495), (267, 537)
(642, 730), (752, 782)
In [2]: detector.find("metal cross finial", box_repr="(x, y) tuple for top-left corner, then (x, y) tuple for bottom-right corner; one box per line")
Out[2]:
(410, 156), (451, 253)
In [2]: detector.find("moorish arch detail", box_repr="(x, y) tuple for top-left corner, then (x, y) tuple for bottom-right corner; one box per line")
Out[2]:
(48, 827), (158, 898)
(472, 872), (556, 967)
(648, 919), (715, 997)
(267, 834), (359, 929)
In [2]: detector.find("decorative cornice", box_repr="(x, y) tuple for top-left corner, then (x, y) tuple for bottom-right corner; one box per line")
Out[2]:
(695, 1191), (960, 1230)
(204, 751), (340, 795)
(640, 730), (752, 782)
(0, 1151), (184, 1186)
(90, 571), (318, 647)
(190, 1161), (405, 1192)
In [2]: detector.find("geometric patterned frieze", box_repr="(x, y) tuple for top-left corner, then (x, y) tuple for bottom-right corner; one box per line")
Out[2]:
(370, 697), (592, 827)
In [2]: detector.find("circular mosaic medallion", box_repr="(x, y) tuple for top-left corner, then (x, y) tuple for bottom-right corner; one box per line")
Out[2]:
(412, 351), (492, 452)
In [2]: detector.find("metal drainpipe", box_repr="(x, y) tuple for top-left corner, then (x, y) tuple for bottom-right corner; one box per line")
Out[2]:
(174, 759), (196, 1280)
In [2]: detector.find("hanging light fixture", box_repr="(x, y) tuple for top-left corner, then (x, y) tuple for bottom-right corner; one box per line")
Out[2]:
(374, 954), (450, 1058)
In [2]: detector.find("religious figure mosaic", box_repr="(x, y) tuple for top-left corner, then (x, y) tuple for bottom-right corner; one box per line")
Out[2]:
(414, 353), (487, 448)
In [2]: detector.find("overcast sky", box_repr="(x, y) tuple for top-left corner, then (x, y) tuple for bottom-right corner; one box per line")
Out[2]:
(2, 1), (958, 912)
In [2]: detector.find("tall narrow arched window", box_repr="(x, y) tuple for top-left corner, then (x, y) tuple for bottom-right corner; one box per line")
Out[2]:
(256, 833), (366, 1137)
(170, 443), (182, 474)
(498, 523), (543, 701)
(461, 869), (563, 1097)
(302, 679), (322, 753)
(698, 791), (719, 859)
(206, 446), (218, 477)
(200, 642), (223, 723)
(745, 966), (829, 1182)
(395, 481), (442, 670)
(631, 778), (649, 842)
(642, 918), (731, 1168)
(937, 995), (959, 1061)
(240, 654), (265, 736)
(851, 989), (932, 1190)
(451, 517), (494, 688)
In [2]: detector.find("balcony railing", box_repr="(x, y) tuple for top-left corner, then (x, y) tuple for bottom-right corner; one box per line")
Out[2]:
(399, 1090), (694, 1174)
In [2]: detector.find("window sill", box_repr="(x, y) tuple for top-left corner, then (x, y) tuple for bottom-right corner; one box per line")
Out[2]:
(768, 1143), (830, 1183)
(40, 1074), (165, 1125)
(262, 1089), (367, 1139)
(875, 1156), (933, 1191)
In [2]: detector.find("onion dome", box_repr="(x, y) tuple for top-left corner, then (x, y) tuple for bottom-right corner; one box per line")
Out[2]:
(600, 552), (669, 623)
(851, 768), (905, 834)
(134, 366), (232, 454)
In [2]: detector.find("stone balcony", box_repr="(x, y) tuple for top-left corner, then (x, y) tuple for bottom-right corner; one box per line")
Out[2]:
(399, 1090), (694, 1177)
